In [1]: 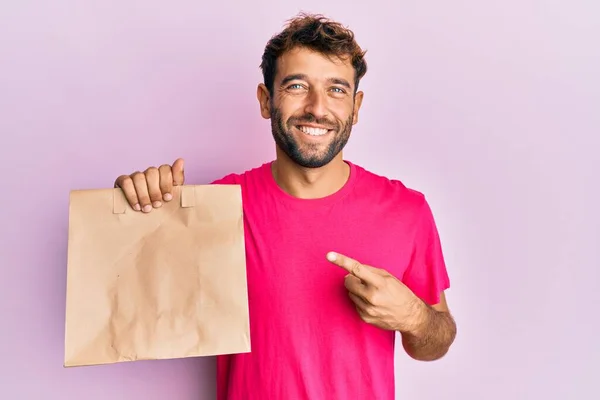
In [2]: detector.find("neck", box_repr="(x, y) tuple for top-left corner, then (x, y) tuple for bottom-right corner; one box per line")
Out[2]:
(271, 149), (350, 199)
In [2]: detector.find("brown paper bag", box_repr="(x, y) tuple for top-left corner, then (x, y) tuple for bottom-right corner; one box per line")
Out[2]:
(63, 184), (251, 367)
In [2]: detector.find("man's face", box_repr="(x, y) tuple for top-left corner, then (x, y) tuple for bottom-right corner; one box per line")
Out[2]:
(258, 47), (364, 168)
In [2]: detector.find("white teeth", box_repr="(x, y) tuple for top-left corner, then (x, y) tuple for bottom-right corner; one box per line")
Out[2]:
(299, 126), (328, 136)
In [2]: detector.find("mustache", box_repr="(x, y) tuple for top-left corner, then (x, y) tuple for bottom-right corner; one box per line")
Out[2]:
(287, 114), (338, 130)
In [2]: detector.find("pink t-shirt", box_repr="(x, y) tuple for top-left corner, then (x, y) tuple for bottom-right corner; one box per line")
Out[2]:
(211, 160), (450, 400)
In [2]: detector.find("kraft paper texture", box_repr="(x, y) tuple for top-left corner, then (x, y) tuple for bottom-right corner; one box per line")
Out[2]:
(63, 184), (251, 367)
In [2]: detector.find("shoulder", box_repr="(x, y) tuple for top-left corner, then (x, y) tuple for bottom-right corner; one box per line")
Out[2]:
(351, 162), (442, 245)
(351, 161), (428, 212)
(210, 162), (271, 186)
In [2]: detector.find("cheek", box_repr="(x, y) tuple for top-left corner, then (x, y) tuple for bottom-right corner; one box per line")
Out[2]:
(331, 100), (355, 119)
(275, 101), (301, 120)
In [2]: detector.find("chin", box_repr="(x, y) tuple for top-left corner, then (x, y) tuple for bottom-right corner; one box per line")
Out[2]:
(289, 151), (339, 169)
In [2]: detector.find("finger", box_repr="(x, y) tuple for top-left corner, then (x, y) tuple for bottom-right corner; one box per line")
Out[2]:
(158, 164), (174, 201)
(344, 274), (369, 299)
(172, 158), (185, 186)
(348, 293), (376, 323)
(145, 167), (163, 208)
(348, 292), (371, 313)
(327, 252), (380, 285)
(131, 171), (152, 213)
(369, 268), (390, 277)
(114, 175), (141, 211)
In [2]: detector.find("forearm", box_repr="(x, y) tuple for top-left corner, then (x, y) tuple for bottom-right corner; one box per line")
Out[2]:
(401, 300), (457, 361)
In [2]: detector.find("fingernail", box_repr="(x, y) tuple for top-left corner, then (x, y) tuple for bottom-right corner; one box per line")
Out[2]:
(142, 204), (152, 213)
(326, 252), (337, 262)
(153, 201), (162, 208)
(163, 193), (172, 201)
(133, 203), (141, 211)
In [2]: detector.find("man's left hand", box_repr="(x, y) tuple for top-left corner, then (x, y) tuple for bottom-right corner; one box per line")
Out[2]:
(326, 251), (424, 333)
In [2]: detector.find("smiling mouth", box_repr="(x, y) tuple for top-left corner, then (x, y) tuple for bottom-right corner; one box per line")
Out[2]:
(296, 125), (332, 136)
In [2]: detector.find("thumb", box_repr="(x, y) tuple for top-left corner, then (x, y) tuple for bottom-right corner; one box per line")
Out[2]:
(172, 158), (185, 185)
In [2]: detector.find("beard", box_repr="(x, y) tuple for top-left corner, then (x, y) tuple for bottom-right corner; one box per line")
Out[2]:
(270, 104), (354, 168)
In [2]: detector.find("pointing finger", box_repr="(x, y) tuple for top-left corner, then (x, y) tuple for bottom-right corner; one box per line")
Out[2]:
(326, 251), (360, 274)
(326, 252), (380, 285)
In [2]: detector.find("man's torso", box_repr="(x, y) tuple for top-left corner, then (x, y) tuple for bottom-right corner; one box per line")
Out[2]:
(211, 161), (448, 400)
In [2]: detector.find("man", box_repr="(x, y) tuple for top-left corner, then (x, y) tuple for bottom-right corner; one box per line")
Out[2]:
(115, 13), (456, 400)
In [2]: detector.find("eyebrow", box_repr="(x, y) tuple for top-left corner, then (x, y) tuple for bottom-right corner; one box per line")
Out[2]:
(280, 74), (352, 90)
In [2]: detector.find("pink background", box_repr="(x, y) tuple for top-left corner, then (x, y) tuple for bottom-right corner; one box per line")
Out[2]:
(1, 1), (598, 399)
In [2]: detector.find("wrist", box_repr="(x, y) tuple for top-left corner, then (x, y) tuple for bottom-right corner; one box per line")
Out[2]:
(404, 297), (431, 337)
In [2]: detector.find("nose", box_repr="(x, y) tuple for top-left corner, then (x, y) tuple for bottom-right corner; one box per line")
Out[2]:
(304, 89), (328, 119)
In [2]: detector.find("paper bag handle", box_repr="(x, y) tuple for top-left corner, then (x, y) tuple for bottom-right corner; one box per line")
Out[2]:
(112, 186), (196, 214)
(180, 186), (195, 208)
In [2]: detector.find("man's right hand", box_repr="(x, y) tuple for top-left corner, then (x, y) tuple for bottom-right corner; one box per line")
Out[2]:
(114, 158), (185, 212)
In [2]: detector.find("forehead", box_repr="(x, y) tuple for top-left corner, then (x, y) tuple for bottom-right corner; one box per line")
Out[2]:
(275, 47), (355, 86)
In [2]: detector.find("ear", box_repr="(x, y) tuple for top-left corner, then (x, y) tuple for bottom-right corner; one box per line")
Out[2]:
(352, 90), (364, 125)
(257, 84), (271, 119)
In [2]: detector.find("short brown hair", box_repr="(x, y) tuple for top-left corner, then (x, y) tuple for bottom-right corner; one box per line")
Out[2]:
(260, 13), (368, 95)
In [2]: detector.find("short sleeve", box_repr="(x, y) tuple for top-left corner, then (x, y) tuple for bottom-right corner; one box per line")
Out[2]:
(402, 199), (451, 305)
(211, 173), (240, 185)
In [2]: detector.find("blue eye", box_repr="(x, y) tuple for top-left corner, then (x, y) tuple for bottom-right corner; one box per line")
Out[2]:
(289, 84), (303, 89)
